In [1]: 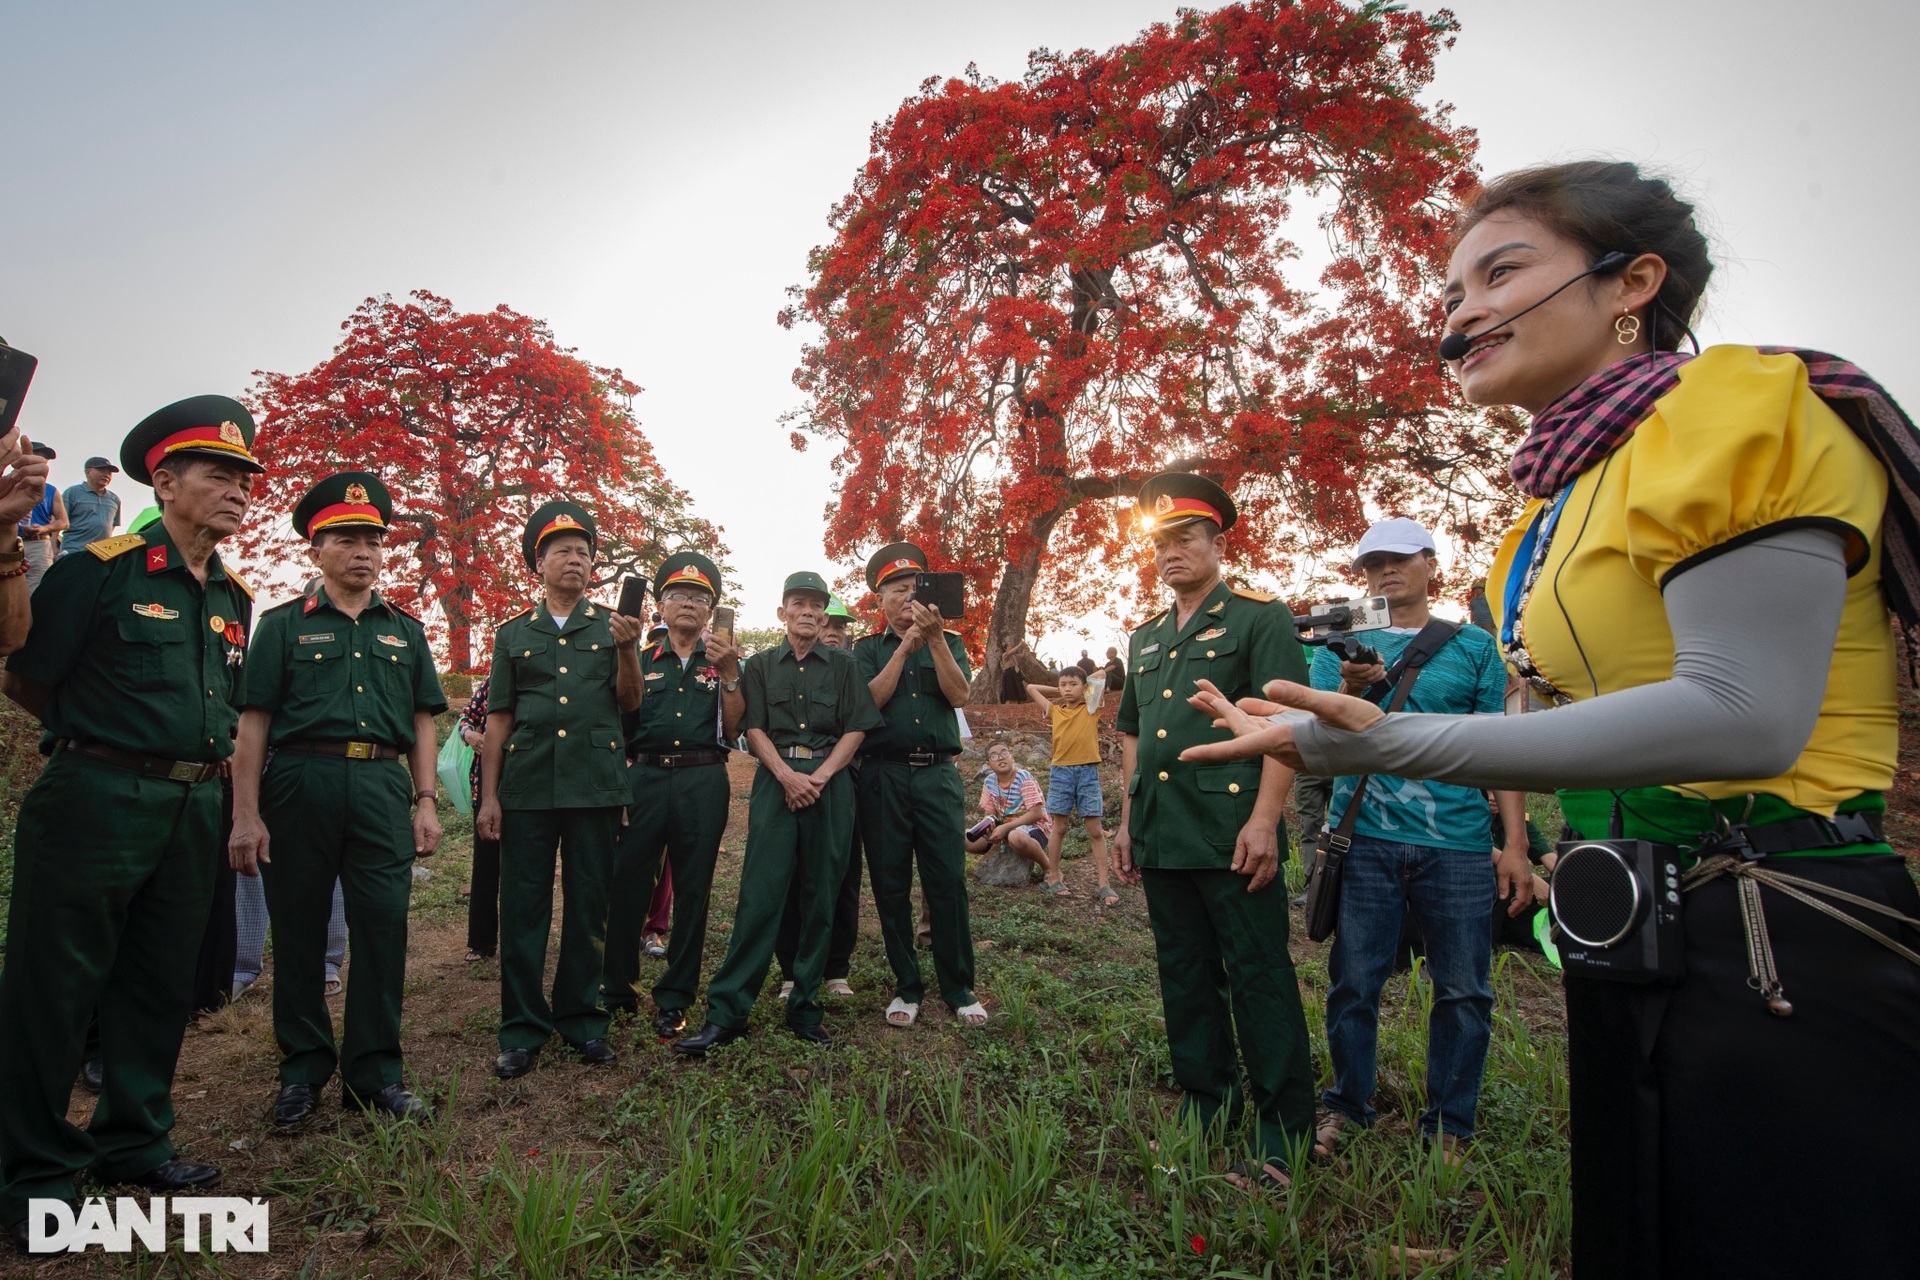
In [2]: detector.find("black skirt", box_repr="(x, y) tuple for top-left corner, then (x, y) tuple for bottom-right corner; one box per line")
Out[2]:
(1565, 853), (1920, 1280)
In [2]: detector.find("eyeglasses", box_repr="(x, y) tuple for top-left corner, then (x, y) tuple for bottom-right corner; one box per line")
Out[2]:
(660, 591), (712, 606)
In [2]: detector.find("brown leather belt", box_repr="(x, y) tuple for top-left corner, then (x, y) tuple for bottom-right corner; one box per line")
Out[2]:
(630, 749), (727, 768)
(56, 739), (220, 783)
(277, 739), (401, 761)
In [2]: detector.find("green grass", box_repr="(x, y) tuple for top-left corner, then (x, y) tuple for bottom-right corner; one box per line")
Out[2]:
(0, 703), (1574, 1277)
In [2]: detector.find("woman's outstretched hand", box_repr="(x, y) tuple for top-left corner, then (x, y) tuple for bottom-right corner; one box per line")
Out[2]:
(1179, 678), (1388, 769)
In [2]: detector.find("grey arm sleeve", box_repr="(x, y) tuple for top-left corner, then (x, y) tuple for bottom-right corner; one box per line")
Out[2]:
(1289, 528), (1848, 792)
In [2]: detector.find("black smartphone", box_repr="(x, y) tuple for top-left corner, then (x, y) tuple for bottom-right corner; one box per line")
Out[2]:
(616, 576), (648, 618)
(0, 342), (38, 439)
(912, 571), (965, 620)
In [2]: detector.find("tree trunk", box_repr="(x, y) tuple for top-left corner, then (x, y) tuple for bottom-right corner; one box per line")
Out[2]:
(970, 500), (1068, 702)
(443, 586), (474, 674)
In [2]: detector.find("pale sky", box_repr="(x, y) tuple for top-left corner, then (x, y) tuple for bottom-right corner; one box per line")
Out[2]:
(6, 0), (1915, 656)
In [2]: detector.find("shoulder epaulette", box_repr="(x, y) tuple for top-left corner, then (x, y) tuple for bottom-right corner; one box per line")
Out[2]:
(1135, 609), (1169, 632)
(1231, 586), (1277, 603)
(85, 534), (146, 561)
(503, 607), (535, 625)
(226, 570), (254, 601)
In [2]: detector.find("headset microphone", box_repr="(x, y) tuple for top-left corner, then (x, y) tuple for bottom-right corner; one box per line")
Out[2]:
(1438, 251), (1633, 362)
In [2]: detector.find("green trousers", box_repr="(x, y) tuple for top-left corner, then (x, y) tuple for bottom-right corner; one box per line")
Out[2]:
(859, 759), (974, 1008)
(0, 752), (220, 1225)
(498, 806), (617, 1050)
(603, 759), (730, 1015)
(703, 760), (852, 1030)
(258, 753), (414, 1096)
(1140, 865), (1316, 1170)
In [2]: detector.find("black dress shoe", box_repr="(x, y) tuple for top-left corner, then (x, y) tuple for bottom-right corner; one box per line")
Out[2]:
(272, 1082), (321, 1128)
(563, 1037), (615, 1066)
(654, 1008), (688, 1039)
(345, 1083), (431, 1121)
(789, 1023), (833, 1046)
(494, 1046), (540, 1079)
(671, 1022), (745, 1058)
(132, 1158), (221, 1192)
(78, 1057), (103, 1095)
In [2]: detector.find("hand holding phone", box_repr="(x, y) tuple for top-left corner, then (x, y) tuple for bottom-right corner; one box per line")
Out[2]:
(617, 577), (648, 618)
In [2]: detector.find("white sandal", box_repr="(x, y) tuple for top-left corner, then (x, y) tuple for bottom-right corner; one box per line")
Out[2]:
(955, 1002), (989, 1027)
(825, 979), (854, 997)
(885, 997), (919, 1027)
(778, 981), (795, 999)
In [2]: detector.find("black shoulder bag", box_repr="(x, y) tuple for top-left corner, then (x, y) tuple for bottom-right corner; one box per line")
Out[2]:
(1303, 618), (1462, 942)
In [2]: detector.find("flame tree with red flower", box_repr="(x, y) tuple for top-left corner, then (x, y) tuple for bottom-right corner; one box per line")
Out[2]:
(238, 290), (728, 671)
(782, 0), (1515, 698)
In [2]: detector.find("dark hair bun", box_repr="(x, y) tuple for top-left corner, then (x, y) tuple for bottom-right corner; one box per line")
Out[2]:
(1456, 161), (1712, 352)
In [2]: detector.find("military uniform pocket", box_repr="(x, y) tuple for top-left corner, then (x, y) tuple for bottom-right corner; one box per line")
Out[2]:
(1196, 763), (1260, 847)
(113, 618), (188, 691)
(511, 640), (552, 686)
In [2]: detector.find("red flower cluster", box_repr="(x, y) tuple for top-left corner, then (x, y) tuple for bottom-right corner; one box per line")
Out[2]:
(782, 1), (1518, 694)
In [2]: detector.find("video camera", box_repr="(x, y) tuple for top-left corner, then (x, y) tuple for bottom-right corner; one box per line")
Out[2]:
(1292, 595), (1392, 667)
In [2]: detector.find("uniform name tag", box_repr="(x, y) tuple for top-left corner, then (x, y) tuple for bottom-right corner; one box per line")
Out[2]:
(1140, 643), (1160, 656)
(298, 633), (335, 644)
(377, 634), (407, 648)
(131, 603), (180, 620)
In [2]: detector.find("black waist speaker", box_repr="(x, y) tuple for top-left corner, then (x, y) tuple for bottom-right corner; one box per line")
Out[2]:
(1549, 837), (1687, 983)
(0, 341), (36, 438)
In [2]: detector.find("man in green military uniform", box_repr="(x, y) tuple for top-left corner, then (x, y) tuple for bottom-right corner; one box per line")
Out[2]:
(0, 396), (263, 1250)
(228, 472), (448, 1126)
(602, 551), (743, 1041)
(1112, 472), (1315, 1192)
(476, 501), (643, 1079)
(774, 592), (865, 998)
(673, 572), (881, 1056)
(853, 543), (985, 1029)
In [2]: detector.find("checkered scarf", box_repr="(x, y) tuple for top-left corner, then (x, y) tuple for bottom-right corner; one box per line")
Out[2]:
(1512, 347), (1920, 632)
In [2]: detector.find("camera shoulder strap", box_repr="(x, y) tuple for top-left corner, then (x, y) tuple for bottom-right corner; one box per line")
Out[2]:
(1327, 620), (1458, 846)
(1361, 617), (1464, 706)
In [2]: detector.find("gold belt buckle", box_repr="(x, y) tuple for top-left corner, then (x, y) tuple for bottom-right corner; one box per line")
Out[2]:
(167, 760), (202, 782)
(344, 741), (377, 760)
(791, 745), (814, 760)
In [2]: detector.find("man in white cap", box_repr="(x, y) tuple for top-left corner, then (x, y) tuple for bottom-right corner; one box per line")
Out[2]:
(1304, 516), (1533, 1169)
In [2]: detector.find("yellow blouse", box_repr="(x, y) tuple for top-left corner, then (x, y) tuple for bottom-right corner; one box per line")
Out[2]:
(1488, 345), (1897, 815)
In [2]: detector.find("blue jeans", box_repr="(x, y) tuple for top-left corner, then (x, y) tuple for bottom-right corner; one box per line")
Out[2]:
(1323, 835), (1494, 1139)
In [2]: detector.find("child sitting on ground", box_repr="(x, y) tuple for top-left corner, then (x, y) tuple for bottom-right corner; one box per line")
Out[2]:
(1024, 666), (1114, 904)
(966, 741), (1057, 890)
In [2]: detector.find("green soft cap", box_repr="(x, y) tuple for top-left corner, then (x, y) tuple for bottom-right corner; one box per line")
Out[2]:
(782, 570), (832, 602)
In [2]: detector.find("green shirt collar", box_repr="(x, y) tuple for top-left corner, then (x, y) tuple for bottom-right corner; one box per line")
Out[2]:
(303, 579), (396, 616)
(1166, 579), (1233, 644)
(142, 519), (230, 584)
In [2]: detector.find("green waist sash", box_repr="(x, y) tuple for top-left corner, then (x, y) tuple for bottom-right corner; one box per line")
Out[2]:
(1558, 788), (1890, 861)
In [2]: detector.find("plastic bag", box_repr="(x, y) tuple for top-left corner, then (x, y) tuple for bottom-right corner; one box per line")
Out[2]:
(436, 729), (474, 816)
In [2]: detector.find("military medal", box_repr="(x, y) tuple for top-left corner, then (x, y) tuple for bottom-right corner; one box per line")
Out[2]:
(1194, 627), (1226, 642)
(131, 602), (180, 620)
(209, 615), (225, 633)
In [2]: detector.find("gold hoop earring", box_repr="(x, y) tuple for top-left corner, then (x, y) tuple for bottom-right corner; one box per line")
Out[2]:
(1615, 310), (1642, 346)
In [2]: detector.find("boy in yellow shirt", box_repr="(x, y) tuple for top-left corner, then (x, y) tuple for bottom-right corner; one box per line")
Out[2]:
(1024, 668), (1115, 904)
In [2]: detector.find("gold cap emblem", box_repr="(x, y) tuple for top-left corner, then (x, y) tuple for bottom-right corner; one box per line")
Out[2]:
(553, 513), (581, 529)
(1154, 493), (1173, 515)
(345, 483), (370, 504)
(219, 421), (245, 446)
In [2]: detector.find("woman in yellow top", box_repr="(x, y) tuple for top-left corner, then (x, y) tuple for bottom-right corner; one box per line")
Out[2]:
(1186, 161), (1920, 1279)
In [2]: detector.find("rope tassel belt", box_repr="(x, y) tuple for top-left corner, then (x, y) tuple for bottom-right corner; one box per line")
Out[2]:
(1683, 853), (1920, 1017)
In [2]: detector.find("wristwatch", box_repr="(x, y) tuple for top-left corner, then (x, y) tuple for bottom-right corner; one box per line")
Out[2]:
(721, 677), (741, 692)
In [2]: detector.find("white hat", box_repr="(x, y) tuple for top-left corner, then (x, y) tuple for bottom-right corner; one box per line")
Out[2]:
(1352, 517), (1436, 569)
